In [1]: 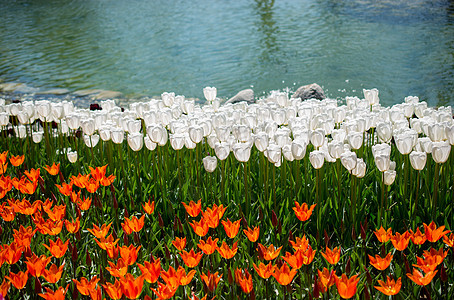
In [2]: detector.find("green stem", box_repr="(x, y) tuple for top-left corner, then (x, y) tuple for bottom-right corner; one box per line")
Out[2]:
(432, 163), (440, 220)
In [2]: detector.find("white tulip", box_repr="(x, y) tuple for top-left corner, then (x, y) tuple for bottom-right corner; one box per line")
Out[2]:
(203, 156), (218, 173)
(36, 100), (52, 119)
(347, 132), (363, 150)
(111, 127), (125, 144)
(291, 140), (307, 160)
(17, 112), (30, 125)
(282, 144), (294, 161)
(14, 125), (27, 138)
(32, 131), (43, 143)
(99, 127), (111, 141)
(363, 88), (379, 105)
(233, 143), (252, 162)
(144, 136), (157, 151)
(81, 118), (96, 136)
(0, 113), (9, 126)
(169, 133), (185, 150)
(67, 151), (78, 163)
(376, 122), (392, 143)
(352, 158), (366, 178)
(84, 134), (100, 148)
(395, 134), (413, 155)
(214, 142), (230, 160)
(127, 133), (143, 151)
(432, 141), (451, 164)
(446, 125), (454, 145)
(383, 170), (396, 185)
(266, 144), (281, 164)
(409, 151), (427, 171)
(66, 114), (80, 130)
(340, 151), (357, 172)
(309, 150), (325, 169)
(310, 129), (325, 148)
(188, 126), (204, 144)
(372, 143), (391, 158)
(375, 155), (390, 172)
(254, 132), (269, 152)
(203, 87), (217, 103)
(162, 92), (175, 107)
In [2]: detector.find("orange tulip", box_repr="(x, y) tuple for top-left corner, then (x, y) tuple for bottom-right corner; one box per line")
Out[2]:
(42, 263), (65, 283)
(182, 199), (202, 217)
(102, 279), (123, 300)
(95, 234), (119, 259)
(410, 228), (427, 245)
(177, 266), (196, 286)
(36, 218), (64, 236)
(73, 276), (100, 296)
(77, 196), (92, 211)
(119, 273), (145, 299)
(374, 226), (392, 243)
(0, 205), (15, 221)
(375, 276), (401, 296)
(423, 247), (448, 266)
(10, 155), (25, 167)
(138, 259), (161, 283)
(221, 218), (241, 239)
(44, 204), (66, 222)
(38, 285), (69, 300)
(321, 246), (341, 265)
(257, 243), (282, 260)
(43, 238), (69, 258)
(272, 263), (297, 286)
(13, 225), (37, 249)
(198, 237), (218, 255)
(89, 286), (102, 300)
(390, 231), (411, 251)
(85, 178), (100, 193)
(235, 268), (253, 294)
(44, 163), (60, 176)
(65, 217), (80, 234)
(0, 151), (8, 165)
(443, 233), (454, 247)
(151, 282), (178, 300)
(334, 273), (360, 299)
(99, 174), (116, 186)
(300, 245), (316, 265)
(190, 219), (209, 237)
(9, 198), (40, 215)
(5, 270), (28, 290)
(106, 258), (128, 278)
(172, 237), (186, 251)
(89, 165), (108, 182)
(200, 271), (222, 292)
(407, 268), (437, 286)
(253, 261), (275, 279)
(2, 242), (24, 264)
(24, 168), (40, 182)
(317, 268), (335, 293)
(180, 249), (203, 268)
(413, 256), (439, 273)
(424, 221), (450, 243)
(55, 182), (73, 196)
(293, 201), (316, 222)
(87, 222), (112, 239)
(0, 279), (10, 298)
(71, 174), (89, 188)
(202, 206), (220, 229)
(243, 226), (260, 242)
(25, 253), (51, 277)
(160, 265), (182, 289)
(142, 199), (155, 214)
(217, 241), (238, 259)
(119, 244), (141, 266)
(289, 235), (309, 252)
(282, 251), (304, 269)
(368, 253), (393, 271)
(12, 176), (38, 194)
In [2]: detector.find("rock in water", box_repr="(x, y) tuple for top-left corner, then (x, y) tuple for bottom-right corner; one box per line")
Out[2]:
(225, 89), (254, 104)
(292, 83), (325, 100)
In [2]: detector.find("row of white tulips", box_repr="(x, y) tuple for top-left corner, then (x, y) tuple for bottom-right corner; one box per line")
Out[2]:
(0, 88), (453, 187)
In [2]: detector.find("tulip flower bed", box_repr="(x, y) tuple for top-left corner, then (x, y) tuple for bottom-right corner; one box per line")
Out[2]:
(0, 88), (453, 299)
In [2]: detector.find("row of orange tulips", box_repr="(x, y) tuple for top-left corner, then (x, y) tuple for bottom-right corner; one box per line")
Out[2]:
(0, 150), (453, 299)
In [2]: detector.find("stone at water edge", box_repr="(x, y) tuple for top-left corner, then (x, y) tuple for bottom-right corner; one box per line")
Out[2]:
(73, 89), (105, 97)
(93, 90), (123, 100)
(292, 83), (325, 100)
(0, 82), (39, 93)
(225, 89), (255, 104)
(36, 88), (70, 95)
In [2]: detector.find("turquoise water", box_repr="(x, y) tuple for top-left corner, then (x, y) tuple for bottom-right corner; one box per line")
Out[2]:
(0, 0), (453, 106)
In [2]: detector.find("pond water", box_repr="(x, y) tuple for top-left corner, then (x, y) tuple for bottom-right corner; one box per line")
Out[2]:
(1, 0), (453, 106)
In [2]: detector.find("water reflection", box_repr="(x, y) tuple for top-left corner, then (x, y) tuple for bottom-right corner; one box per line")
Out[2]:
(254, 0), (280, 64)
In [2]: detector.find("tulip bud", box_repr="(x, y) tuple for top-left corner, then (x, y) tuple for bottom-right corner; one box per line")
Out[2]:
(86, 249), (92, 267)
(76, 230), (81, 241)
(259, 207), (264, 221)
(351, 225), (356, 241)
(364, 267), (372, 285)
(35, 277), (42, 294)
(164, 244), (170, 259)
(360, 221), (367, 241)
(441, 263), (448, 282)
(228, 268), (234, 285)
(324, 230), (330, 247)
(158, 212), (164, 228)
(71, 242), (78, 261)
(271, 210), (278, 228)
(403, 253), (411, 274)
(257, 245), (264, 260)
(134, 232), (140, 244)
(241, 216), (248, 228)
(313, 274), (320, 299)
(363, 286), (370, 300)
